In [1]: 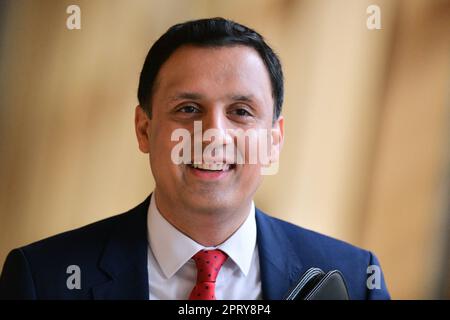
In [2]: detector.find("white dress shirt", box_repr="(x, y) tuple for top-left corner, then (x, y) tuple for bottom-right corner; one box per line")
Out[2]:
(147, 193), (262, 300)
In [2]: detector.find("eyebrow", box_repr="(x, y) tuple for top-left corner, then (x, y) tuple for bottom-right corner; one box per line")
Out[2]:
(168, 92), (256, 103)
(229, 94), (255, 103)
(168, 92), (204, 102)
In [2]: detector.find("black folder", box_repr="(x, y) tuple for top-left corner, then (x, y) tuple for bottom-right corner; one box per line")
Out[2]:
(284, 267), (350, 300)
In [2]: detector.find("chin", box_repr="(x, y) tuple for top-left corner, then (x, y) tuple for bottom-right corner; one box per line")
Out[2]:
(182, 190), (239, 213)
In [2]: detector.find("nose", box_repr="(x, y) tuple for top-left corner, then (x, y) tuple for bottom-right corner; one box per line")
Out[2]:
(198, 108), (233, 161)
(202, 108), (227, 133)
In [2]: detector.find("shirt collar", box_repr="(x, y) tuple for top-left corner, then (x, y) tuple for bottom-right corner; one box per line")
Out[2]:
(147, 193), (257, 279)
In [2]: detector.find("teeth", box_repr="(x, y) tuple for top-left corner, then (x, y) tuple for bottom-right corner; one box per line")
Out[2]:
(191, 163), (230, 171)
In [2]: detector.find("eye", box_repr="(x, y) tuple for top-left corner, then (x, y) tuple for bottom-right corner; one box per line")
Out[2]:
(231, 108), (252, 117)
(178, 105), (200, 114)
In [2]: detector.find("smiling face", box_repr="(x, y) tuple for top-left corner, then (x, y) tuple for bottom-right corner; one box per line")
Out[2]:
(135, 45), (283, 215)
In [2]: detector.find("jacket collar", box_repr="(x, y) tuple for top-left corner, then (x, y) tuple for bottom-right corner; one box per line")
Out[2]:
(92, 196), (305, 300)
(256, 208), (305, 300)
(92, 196), (150, 299)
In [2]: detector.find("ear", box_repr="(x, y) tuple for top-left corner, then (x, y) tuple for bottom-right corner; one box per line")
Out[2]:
(135, 105), (151, 153)
(269, 115), (284, 163)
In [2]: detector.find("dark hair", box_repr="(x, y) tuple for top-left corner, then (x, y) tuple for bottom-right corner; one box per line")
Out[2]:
(137, 17), (284, 121)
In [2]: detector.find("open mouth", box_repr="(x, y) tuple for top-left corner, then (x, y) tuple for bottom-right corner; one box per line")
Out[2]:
(186, 162), (237, 181)
(187, 163), (237, 171)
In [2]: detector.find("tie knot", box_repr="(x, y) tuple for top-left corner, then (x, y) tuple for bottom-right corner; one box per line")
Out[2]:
(192, 249), (228, 283)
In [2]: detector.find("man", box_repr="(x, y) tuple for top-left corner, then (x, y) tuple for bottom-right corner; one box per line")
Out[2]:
(0, 17), (390, 300)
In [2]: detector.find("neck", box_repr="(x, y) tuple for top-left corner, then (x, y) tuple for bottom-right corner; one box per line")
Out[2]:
(153, 190), (252, 247)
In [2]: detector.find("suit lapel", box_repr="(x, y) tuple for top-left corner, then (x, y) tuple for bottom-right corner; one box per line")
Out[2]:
(256, 209), (305, 300)
(91, 198), (307, 300)
(92, 196), (151, 299)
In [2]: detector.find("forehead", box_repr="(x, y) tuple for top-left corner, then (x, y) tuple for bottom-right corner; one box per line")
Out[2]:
(153, 45), (273, 104)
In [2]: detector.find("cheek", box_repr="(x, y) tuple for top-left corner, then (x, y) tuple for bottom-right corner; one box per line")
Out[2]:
(238, 165), (263, 198)
(240, 164), (263, 185)
(149, 126), (176, 164)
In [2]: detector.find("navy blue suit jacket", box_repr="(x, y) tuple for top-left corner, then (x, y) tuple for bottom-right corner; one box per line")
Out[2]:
(0, 195), (390, 299)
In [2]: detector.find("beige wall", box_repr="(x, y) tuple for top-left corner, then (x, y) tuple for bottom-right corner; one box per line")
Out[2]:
(0, 0), (448, 299)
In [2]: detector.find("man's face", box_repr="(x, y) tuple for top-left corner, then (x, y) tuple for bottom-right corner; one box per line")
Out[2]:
(135, 45), (283, 214)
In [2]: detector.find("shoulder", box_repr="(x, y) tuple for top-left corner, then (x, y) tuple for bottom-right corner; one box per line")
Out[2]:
(256, 209), (391, 299)
(0, 198), (149, 299)
(256, 209), (369, 261)
(20, 202), (143, 261)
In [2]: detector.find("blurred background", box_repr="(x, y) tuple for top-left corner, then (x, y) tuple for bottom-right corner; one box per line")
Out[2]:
(0, 0), (449, 299)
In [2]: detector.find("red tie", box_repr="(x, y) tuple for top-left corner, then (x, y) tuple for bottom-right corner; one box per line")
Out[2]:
(189, 249), (228, 300)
